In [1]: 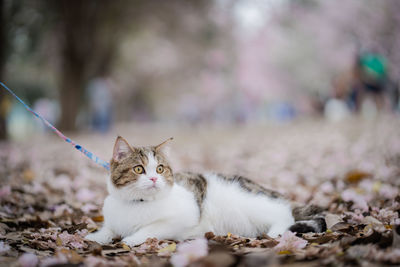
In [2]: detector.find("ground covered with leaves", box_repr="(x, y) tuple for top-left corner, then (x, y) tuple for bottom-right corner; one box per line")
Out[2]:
(0, 116), (400, 266)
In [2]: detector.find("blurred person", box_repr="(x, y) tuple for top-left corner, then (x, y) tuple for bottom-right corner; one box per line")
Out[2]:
(7, 101), (36, 140)
(329, 50), (390, 120)
(386, 79), (400, 112)
(354, 50), (389, 112)
(324, 98), (351, 122)
(269, 102), (296, 122)
(324, 70), (352, 121)
(86, 77), (113, 133)
(33, 98), (59, 132)
(310, 92), (326, 115)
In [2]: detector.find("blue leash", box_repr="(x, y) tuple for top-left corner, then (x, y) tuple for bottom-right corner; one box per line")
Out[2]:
(0, 82), (110, 171)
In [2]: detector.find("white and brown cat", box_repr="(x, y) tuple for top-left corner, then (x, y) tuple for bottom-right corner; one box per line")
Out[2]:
(86, 136), (326, 246)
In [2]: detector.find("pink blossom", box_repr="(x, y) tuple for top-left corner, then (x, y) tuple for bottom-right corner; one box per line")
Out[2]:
(84, 256), (110, 267)
(29, 182), (45, 194)
(57, 231), (74, 244)
(345, 211), (365, 224)
(0, 185), (11, 200)
(80, 203), (98, 213)
(341, 189), (369, 212)
(69, 241), (84, 249)
(320, 181), (334, 194)
(377, 208), (399, 225)
(41, 254), (68, 267)
(170, 238), (208, 267)
(50, 175), (71, 191)
(56, 231), (85, 249)
(135, 242), (151, 254)
(370, 248), (400, 263)
(18, 253), (39, 267)
(53, 204), (73, 217)
(379, 184), (398, 199)
(275, 231), (308, 252)
(76, 229), (88, 237)
(76, 188), (96, 202)
(0, 241), (10, 254)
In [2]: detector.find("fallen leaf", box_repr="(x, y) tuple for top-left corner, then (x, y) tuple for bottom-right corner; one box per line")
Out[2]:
(122, 243), (131, 251)
(331, 222), (353, 233)
(157, 242), (176, 256)
(275, 231), (307, 252)
(345, 170), (371, 183)
(56, 237), (62, 247)
(91, 216), (104, 222)
(18, 253), (38, 267)
(392, 225), (400, 249)
(204, 232), (215, 240)
(325, 214), (343, 229)
(170, 238), (208, 267)
(23, 170), (35, 182)
(196, 251), (235, 267)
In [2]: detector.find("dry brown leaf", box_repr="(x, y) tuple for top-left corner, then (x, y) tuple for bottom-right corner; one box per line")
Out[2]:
(91, 216), (104, 222)
(325, 214), (344, 230)
(344, 170), (371, 183)
(392, 225), (400, 248)
(22, 169), (35, 182)
(157, 243), (176, 254)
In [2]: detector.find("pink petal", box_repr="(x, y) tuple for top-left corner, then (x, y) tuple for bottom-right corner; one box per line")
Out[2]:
(18, 253), (39, 267)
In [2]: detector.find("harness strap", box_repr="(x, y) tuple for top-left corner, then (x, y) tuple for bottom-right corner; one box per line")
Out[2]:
(0, 82), (110, 171)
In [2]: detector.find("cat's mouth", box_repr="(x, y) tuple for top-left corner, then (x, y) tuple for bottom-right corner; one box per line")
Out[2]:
(147, 184), (159, 190)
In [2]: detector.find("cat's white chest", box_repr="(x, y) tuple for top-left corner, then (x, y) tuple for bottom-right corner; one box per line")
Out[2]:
(102, 184), (199, 239)
(102, 196), (146, 237)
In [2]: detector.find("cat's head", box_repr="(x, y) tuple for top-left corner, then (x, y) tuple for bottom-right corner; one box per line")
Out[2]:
(107, 136), (174, 201)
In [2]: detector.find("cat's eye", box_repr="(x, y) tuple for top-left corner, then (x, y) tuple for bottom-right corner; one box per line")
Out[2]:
(156, 165), (164, 174)
(133, 165), (145, 174)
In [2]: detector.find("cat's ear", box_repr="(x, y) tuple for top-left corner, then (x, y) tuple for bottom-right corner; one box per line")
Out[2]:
(113, 136), (134, 162)
(154, 137), (173, 154)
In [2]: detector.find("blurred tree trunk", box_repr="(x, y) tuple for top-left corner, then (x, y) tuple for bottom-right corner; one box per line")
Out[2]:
(59, 49), (85, 132)
(57, 1), (92, 131)
(0, 0), (6, 140)
(52, 0), (128, 131)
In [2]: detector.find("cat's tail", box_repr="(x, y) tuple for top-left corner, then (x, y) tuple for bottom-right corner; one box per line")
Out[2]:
(289, 205), (327, 234)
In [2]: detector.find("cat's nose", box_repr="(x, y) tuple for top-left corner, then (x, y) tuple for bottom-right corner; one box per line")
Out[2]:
(149, 177), (158, 183)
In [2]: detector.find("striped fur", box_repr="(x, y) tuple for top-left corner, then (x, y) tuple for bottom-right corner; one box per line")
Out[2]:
(175, 172), (207, 211)
(216, 174), (284, 199)
(289, 205), (327, 233)
(175, 172), (326, 234)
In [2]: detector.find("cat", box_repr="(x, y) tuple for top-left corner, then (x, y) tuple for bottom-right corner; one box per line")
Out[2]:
(85, 136), (326, 246)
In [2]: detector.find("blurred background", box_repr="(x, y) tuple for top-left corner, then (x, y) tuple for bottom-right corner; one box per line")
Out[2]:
(0, 4), (400, 263)
(0, 0), (399, 140)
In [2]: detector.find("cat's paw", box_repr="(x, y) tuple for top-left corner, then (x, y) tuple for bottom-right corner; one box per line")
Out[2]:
(85, 229), (114, 244)
(85, 232), (109, 244)
(121, 236), (146, 247)
(268, 224), (291, 238)
(267, 231), (280, 238)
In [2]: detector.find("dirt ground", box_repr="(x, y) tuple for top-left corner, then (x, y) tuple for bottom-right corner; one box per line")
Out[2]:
(0, 116), (400, 266)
